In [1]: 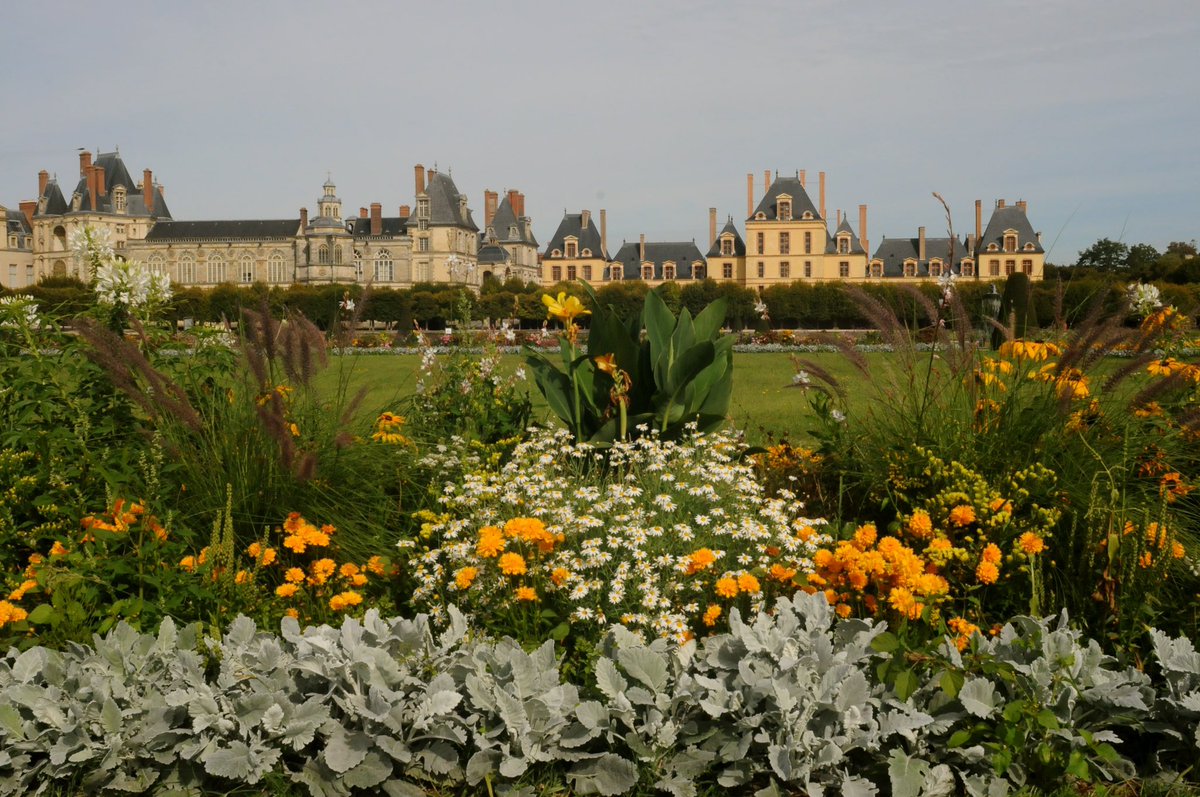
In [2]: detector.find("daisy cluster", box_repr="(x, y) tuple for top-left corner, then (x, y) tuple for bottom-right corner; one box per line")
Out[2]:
(407, 425), (830, 645)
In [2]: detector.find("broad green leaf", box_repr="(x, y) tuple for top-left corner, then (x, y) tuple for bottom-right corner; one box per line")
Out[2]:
(570, 753), (638, 796)
(204, 741), (255, 781)
(618, 647), (668, 693)
(324, 727), (371, 773)
(871, 631), (900, 653)
(959, 678), (999, 718)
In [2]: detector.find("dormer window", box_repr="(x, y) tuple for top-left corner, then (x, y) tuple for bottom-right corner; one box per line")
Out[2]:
(929, 260), (942, 277)
(663, 263), (676, 280)
(837, 234), (850, 254)
(417, 198), (430, 218)
(869, 262), (883, 278)
(641, 264), (654, 280)
(777, 197), (792, 221)
(694, 264), (705, 279)
(1004, 232), (1018, 252)
(802, 211), (813, 220)
(903, 260), (916, 277)
(1024, 242), (1035, 251)
(609, 264), (622, 280)
(565, 241), (577, 258)
(961, 261), (974, 277)
(987, 242), (999, 252)
(509, 225), (518, 239)
(720, 237), (733, 256)
(552, 249), (561, 257)
(113, 187), (126, 213)
(755, 212), (766, 220)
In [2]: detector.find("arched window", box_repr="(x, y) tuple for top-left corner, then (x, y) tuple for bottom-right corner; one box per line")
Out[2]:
(1004, 234), (1017, 252)
(318, 244), (330, 265)
(929, 261), (942, 277)
(269, 252), (287, 283)
(334, 246), (343, 265)
(240, 252), (255, 283)
(207, 252), (226, 284)
(353, 249), (363, 280)
(374, 251), (394, 282)
(147, 253), (166, 274)
(837, 235), (850, 254)
(961, 262), (974, 277)
(179, 252), (195, 283)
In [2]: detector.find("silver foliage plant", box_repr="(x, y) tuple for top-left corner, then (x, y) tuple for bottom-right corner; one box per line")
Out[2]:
(1, 593), (1198, 796)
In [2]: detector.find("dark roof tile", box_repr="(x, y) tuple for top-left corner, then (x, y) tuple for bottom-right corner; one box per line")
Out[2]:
(610, 241), (707, 280)
(144, 219), (300, 241)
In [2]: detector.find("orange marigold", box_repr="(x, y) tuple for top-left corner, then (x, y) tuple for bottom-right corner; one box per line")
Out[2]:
(737, 573), (761, 594)
(329, 591), (363, 611)
(769, 563), (797, 583)
(981, 543), (1002, 565)
(285, 567), (306, 583)
(366, 555), (387, 576)
(1017, 532), (1046, 555)
(949, 505), (977, 527)
(853, 523), (878, 550)
(275, 583), (299, 598)
(309, 558), (336, 585)
(514, 586), (538, 602)
(455, 566), (479, 589)
(477, 527), (506, 558)
(906, 510), (933, 539)
(715, 577), (739, 598)
(835, 603), (853, 618)
(687, 548), (718, 574)
(498, 552), (527, 576)
(976, 561), (1000, 585)
(550, 567), (572, 586)
(702, 604), (723, 627)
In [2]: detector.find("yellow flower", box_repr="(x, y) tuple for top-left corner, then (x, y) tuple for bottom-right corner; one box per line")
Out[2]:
(275, 583), (299, 598)
(715, 577), (739, 598)
(702, 604), (723, 627)
(769, 563), (797, 583)
(498, 552), (527, 576)
(949, 505), (976, 527)
(329, 591), (363, 611)
(0, 601), (29, 627)
(887, 587), (924, 620)
(835, 603), (853, 619)
(179, 555), (197, 572)
(852, 524), (878, 550)
(976, 561), (1000, 584)
(366, 556), (387, 576)
(906, 510), (933, 539)
(285, 608), (299, 619)
(285, 567), (306, 583)
(340, 562), (360, 579)
(550, 567), (572, 586)
(309, 558), (336, 585)
(515, 586), (538, 602)
(7, 580), (38, 602)
(49, 541), (68, 557)
(234, 570), (250, 585)
(1017, 533), (1046, 555)
(981, 543), (1002, 565)
(477, 526), (506, 558)
(686, 548), (717, 574)
(289, 423), (300, 437)
(737, 573), (761, 594)
(350, 573), (368, 587)
(455, 566), (479, 590)
(594, 353), (618, 376)
(542, 291), (591, 323)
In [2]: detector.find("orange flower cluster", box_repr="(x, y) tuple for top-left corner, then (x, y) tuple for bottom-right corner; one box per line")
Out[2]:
(947, 616), (981, 652)
(998, 340), (1062, 362)
(1122, 521), (1188, 569)
(281, 512), (333, 554)
(80, 499), (167, 543)
(460, 518), (560, 606)
(803, 524), (950, 623)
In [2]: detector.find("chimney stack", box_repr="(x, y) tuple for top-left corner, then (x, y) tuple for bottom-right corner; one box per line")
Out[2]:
(516, 191), (526, 218)
(484, 190), (498, 227)
(819, 171), (826, 220)
(143, 169), (154, 213)
(836, 209), (842, 227)
(746, 173), (754, 217)
(94, 165), (105, 198)
(399, 204), (411, 219)
(763, 169), (771, 193)
(86, 165), (97, 210)
(800, 169), (806, 188)
(300, 207), (308, 230)
(414, 164), (426, 195)
(975, 199), (982, 245)
(918, 226), (927, 262)
(79, 151), (92, 174)
(38, 170), (48, 197)
(600, 209), (607, 256)
(19, 201), (35, 228)
(1016, 200), (1027, 213)
(581, 209), (591, 230)
(359, 207), (368, 218)
(859, 204), (868, 256)
(997, 199), (1006, 209)
(639, 233), (645, 262)
(370, 203), (382, 236)
(709, 207), (717, 248)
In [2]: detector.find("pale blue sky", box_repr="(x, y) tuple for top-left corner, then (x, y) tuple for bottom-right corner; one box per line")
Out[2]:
(2, 0), (1197, 264)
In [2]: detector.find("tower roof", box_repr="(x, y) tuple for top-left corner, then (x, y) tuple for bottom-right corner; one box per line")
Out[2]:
(610, 240), (706, 280)
(706, 217), (746, 257)
(424, 170), (478, 231)
(543, 212), (606, 259)
(749, 175), (821, 222)
(486, 195), (538, 247)
(979, 204), (1043, 254)
(827, 217), (867, 255)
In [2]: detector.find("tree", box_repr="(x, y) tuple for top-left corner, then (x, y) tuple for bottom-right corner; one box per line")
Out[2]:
(1125, 243), (1160, 277)
(1076, 238), (1129, 271)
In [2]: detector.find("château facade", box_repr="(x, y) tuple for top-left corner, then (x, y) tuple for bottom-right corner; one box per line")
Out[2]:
(4, 148), (1044, 291)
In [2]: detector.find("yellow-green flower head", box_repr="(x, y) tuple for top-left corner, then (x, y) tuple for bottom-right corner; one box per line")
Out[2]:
(543, 292), (590, 323)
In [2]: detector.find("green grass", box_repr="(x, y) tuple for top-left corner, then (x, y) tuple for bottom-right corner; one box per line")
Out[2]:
(315, 351), (879, 447)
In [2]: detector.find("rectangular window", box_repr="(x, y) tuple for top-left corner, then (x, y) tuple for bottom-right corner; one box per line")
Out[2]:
(780, 261), (790, 279)
(989, 259), (1000, 276)
(1021, 259), (1033, 274)
(551, 265), (562, 281)
(418, 238), (429, 252)
(779, 232), (790, 254)
(756, 261), (765, 278)
(582, 265), (592, 280)
(1005, 259), (1016, 275)
(722, 262), (733, 279)
(804, 232), (812, 254)
(804, 260), (812, 278)
(839, 261), (849, 278)
(756, 232), (764, 255)
(567, 265), (577, 280)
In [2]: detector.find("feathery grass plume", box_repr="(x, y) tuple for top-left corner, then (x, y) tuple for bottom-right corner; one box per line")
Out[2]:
(899, 284), (942, 331)
(789, 353), (848, 402)
(843, 284), (910, 351)
(277, 310), (327, 386)
(812, 331), (870, 376)
(1133, 367), (1192, 410)
(237, 305), (271, 388)
(1105, 352), (1159, 393)
(941, 288), (976, 376)
(74, 318), (202, 432)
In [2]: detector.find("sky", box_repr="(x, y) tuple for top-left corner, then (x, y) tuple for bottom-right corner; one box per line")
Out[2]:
(2, 0), (1197, 265)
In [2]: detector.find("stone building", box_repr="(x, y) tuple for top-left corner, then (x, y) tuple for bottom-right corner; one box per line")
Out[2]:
(2, 204), (34, 288)
(541, 210), (610, 285)
(608, 237), (706, 284)
(478, 189), (539, 284)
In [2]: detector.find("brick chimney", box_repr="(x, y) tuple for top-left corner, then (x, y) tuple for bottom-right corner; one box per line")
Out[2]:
(581, 209), (591, 230)
(79, 151), (92, 174)
(143, 169), (154, 213)
(600, 209), (607, 256)
(819, 171), (826, 220)
(38, 170), (48, 197)
(515, 192), (525, 218)
(94, 165), (105, 198)
(763, 169), (771, 193)
(399, 204), (410, 219)
(975, 199), (982, 244)
(86, 165), (97, 210)
(414, 164), (425, 195)
(1016, 200), (1027, 213)
(359, 207), (368, 218)
(918, 226), (926, 262)
(19, 201), (35, 227)
(746, 173), (754, 217)
(799, 169), (806, 188)
(370, 203), (382, 236)
(997, 199), (1006, 209)
(484, 190), (498, 227)
(639, 233), (646, 262)
(709, 207), (717, 248)
(300, 207), (308, 230)
(836, 209), (842, 227)
(859, 204), (868, 256)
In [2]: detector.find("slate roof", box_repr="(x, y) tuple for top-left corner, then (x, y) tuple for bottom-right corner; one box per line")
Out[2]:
(826, 218), (867, 255)
(543, 213), (607, 259)
(748, 175), (821, 222)
(870, 235), (969, 278)
(425, 171), (478, 231)
(61, 151), (170, 218)
(978, 204), (1044, 255)
(477, 242), (511, 265)
(144, 219), (301, 242)
(37, 181), (69, 216)
(348, 217), (409, 238)
(706, 217), (746, 257)
(6, 208), (32, 238)
(485, 195), (538, 248)
(610, 241), (707, 280)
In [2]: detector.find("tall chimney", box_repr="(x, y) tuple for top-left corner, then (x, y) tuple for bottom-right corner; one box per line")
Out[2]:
(1016, 200), (1027, 213)
(746, 173), (754, 217)
(581, 209), (591, 230)
(94, 165), (105, 198)
(300, 207), (308, 230)
(763, 169), (771, 193)
(516, 192), (525, 218)
(709, 207), (717, 248)
(79, 151), (92, 174)
(19, 201), (35, 228)
(600, 209), (607, 256)
(399, 204), (411, 218)
(819, 171), (826, 220)
(143, 169), (154, 213)
(484, 190), (498, 227)
(800, 169), (806, 188)
(918, 226), (927, 262)
(38, 170), (49, 197)
(639, 233), (645, 262)
(370, 203), (382, 236)
(997, 199), (1006, 209)
(359, 207), (368, 218)
(858, 204), (868, 256)
(836, 209), (842, 227)
(975, 199), (982, 244)
(414, 164), (425, 195)
(86, 165), (97, 210)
